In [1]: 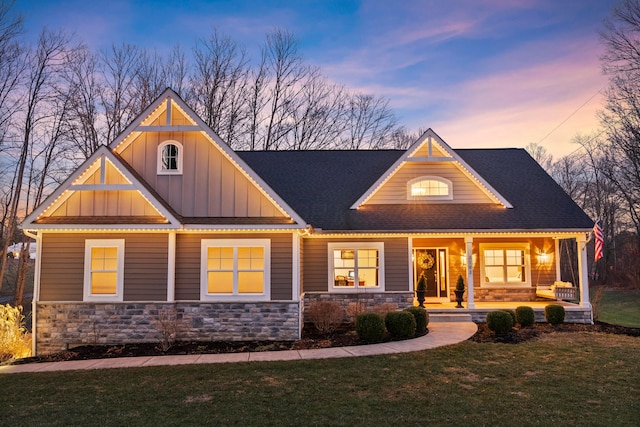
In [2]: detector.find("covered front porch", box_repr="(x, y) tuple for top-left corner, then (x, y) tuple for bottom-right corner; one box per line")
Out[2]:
(423, 300), (593, 324)
(410, 232), (593, 320)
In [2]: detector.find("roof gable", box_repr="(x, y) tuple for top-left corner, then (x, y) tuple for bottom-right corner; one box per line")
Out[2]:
(109, 88), (306, 226)
(21, 146), (181, 229)
(350, 129), (513, 209)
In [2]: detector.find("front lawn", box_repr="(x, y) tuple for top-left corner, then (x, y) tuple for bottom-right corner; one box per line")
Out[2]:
(1, 332), (638, 426)
(594, 287), (640, 327)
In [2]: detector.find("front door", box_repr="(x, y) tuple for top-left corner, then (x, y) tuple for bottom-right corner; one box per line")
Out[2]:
(414, 248), (448, 302)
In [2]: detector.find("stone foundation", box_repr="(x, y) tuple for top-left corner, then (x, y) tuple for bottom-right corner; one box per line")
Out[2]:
(35, 301), (301, 355)
(472, 288), (537, 302)
(302, 292), (414, 322)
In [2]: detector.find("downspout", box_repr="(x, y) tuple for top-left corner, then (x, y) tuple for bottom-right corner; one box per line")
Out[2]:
(23, 229), (40, 356)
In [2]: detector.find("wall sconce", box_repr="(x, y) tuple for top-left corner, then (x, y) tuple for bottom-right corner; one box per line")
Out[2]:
(537, 252), (549, 265)
(461, 252), (467, 266)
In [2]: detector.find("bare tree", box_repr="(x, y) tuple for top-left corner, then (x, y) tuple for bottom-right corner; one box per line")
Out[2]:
(289, 68), (346, 150)
(525, 142), (554, 171)
(190, 29), (248, 148)
(165, 44), (189, 99)
(63, 46), (102, 158)
(0, 29), (72, 293)
(0, 0), (23, 151)
(132, 48), (167, 115)
(262, 29), (308, 150)
(343, 93), (398, 149)
(599, 0), (640, 287)
(99, 43), (140, 144)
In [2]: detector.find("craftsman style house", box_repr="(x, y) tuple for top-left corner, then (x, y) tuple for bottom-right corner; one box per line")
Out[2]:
(22, 89), (594, 355)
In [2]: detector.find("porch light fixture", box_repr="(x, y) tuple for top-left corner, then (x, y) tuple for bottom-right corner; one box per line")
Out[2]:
(537, 252), (549, 264)
(461, 252), (466, 266)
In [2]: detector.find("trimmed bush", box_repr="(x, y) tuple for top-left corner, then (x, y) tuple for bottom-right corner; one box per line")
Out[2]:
(356, 312), (386, 342)
(545, 304), (565, 325)
(501, 309), (517, 325)
(405, 306), (429, 334)
(385, 311), (416, 339)
(486, 310), (514, 335)
(515, 306), (535, 327)
(306, 301), (344, 333)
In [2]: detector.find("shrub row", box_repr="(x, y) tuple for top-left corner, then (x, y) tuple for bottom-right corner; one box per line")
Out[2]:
(355, 306), (429, 342)
(486, 304), (566, 334)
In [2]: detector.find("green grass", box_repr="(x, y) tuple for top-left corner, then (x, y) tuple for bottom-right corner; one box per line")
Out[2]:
(593, 287), (640, 327)
(2, 332), (639, 426)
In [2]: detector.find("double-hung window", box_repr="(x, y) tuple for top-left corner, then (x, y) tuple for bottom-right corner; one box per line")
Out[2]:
(200, 239), (270, 301)
(83, 239), (125, 301)
(480, 243), (530, 287)
(328, 242), (384, 291)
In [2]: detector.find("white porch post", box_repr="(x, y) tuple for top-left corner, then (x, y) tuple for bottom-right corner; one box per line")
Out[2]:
(576, 234), (591, 308)
(167, 231), (176, 302)
(465, 237), (475, 308)
(554, 238), (561, 282)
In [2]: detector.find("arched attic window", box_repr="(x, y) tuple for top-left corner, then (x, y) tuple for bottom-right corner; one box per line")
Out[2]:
(407, 176), (453, 200)
(157, 140), (183, 175)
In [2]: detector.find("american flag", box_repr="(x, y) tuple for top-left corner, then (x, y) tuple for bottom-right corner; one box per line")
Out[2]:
(593, 220), (604, 262)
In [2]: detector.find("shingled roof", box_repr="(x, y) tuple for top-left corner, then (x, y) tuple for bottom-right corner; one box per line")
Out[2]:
(238, 148), (594, 232)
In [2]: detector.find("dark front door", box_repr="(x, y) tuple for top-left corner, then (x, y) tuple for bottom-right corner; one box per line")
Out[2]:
(414, 248), (448, 300)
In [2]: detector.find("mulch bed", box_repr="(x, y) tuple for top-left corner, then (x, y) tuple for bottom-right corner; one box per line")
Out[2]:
(469, 321), (640, 344)
(11, 321), (639, 365)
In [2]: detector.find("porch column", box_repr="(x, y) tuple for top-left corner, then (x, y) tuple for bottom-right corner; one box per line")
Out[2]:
(554, 238), (561, 282)
(465, 237), (475, 308)
(576, 234), (591, 308)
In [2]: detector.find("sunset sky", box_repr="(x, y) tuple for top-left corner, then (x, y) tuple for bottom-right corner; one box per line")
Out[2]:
(18, 0), (617, 158)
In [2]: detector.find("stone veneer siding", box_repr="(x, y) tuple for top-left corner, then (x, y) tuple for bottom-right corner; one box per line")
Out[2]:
(302, 292), (414, 322)
(472, 288), (538, 302)
(35, 302), (301, 355)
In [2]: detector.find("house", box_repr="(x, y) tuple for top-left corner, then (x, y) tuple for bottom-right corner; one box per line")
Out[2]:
(22, 88), (594, 355)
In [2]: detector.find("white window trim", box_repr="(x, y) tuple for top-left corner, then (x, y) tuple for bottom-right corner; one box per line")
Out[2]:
(479, 243), (531, 288)
(200, 239), (271, 301)
(157, 140), (183, 175)
(327, 242), (385, 293)
(407, 176), (453, 201)
(83, 239), (125, 302)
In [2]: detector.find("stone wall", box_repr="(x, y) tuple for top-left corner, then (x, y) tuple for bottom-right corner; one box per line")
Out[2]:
(473, 288), (537, 302)
(303, 292), (414, 322)
(35, 301), (301, 355)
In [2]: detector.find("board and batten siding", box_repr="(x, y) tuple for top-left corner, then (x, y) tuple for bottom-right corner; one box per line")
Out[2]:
(39, 233), (169, 301)
(367, 162), (494, 204)
(302, 237), (409, 292)
(118, 131), (284, 218)
(174, 233), (294, 301)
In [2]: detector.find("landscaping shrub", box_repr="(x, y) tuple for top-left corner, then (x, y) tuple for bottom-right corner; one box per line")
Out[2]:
(404, 306), (429, 334)
(307, 301), (344, 333)
(501, 309), (517, 325)
(385, 311), (416, 339)
(0, 304), (31, 362)
(515, 306), (535, 327)
(486, 310), (514, 335)
(345, 301), (366, 323)
(355, 312), (386, 342)
(545, 304), (565, 325)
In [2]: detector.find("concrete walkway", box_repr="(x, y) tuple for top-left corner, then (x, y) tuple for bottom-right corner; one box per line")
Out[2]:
(0, 321), (477, 375)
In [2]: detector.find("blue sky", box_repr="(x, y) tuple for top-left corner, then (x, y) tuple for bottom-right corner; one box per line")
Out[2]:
(18, 0), (616, 158)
